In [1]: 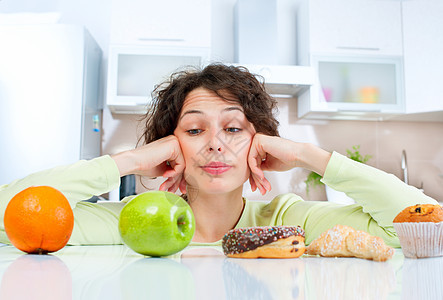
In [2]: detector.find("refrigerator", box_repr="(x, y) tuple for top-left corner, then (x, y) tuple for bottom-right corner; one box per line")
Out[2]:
(0, 24), (102, 185)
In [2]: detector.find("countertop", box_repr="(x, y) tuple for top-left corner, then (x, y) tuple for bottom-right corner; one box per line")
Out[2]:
(0, 244), (442, 300)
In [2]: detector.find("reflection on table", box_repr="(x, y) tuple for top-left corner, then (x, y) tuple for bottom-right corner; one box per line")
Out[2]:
(0, 245), (442, 300)
(0, 254), (72, 300)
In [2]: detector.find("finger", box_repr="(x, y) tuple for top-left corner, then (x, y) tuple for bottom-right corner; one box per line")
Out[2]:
(252, 171), (272, 195)
(179, 177), (187, 194)
(170, 143), (186, 173)
(168, 162), (185, 177)
(248, 142), (267, 180)
(248, 153), (265, 181)
(162, 168), (177, 178)
(159, 177), (174, 191)
(162, 158), (187, 178)
(263, 177), (272, 192)
(257, 181), (266, 195)
(163, 164), (185, 189)
(159, 180), (169, 191)
(251, 173), (266, 195)
(167, 177), (181, 193)
(249, 174), (257, 192)
(259, 173), (272, 191)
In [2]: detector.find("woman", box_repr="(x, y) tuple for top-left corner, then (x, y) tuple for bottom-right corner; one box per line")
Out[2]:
(0, 64), (438, 246)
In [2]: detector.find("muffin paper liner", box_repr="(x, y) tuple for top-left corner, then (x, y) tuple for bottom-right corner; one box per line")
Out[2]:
(393, 222), (443, 258)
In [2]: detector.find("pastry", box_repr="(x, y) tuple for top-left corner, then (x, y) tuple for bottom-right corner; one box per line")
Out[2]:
(393, 204), (443, 258)
(222, 226), (305, 258)
(306, 224), (394, 261)
(393, 204), (443, 223)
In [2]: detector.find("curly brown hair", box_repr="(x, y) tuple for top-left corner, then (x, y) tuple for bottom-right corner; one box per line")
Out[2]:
(138, 63), (280, 146)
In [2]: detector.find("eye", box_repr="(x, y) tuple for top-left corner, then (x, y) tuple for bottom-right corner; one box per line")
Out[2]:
(225, 127), (241, 133)
(186, 129), (202, 136)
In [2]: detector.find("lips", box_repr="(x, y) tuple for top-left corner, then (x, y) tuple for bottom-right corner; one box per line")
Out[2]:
(200, 161), (232, 175)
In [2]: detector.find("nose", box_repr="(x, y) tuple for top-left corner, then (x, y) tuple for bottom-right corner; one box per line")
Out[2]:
(209, 146), (221, 152)
(207, 129), (223, 152)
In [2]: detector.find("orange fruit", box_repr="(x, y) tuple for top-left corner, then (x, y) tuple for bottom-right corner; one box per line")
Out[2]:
(4, 186), (74, 254)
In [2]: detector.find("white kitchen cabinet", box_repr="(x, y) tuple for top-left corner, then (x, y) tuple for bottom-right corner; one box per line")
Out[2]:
(108, 0), (211, 113)
(402, 0), (443, 115)
(298, 55), (405, 120)
(296, 0), (405, 120)
(106, 45), (210, 114)
(297, 0), (403, 64)
(110, 0), (211, 48)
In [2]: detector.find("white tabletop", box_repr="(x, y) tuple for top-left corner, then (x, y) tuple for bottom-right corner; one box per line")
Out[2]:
(0, 244), (441, 300)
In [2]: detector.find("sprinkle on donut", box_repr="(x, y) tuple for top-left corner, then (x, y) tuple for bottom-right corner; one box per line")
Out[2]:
(222, 226), (305, 256)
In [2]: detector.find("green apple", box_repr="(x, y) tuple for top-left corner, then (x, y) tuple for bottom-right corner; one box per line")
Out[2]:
(118, 191), (195, 256)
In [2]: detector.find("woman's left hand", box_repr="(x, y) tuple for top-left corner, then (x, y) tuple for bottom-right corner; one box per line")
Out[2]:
(247, 133), (331, 195)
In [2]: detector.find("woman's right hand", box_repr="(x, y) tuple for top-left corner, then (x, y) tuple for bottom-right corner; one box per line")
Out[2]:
(111, 135), (186, 194)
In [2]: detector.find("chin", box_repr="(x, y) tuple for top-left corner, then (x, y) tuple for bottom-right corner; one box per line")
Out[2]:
(186, 173), (247, 195)
(199, 186), (243, 197)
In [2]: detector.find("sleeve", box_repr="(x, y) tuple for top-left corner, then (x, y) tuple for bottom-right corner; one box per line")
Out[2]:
(282, 152), (438, 247)
(0, 155), (124, 245)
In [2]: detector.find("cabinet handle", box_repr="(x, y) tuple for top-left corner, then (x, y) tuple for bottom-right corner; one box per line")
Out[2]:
(336, 46), (380, 51)
(138, 38), (185, 42)
(337, 109), (382, 113)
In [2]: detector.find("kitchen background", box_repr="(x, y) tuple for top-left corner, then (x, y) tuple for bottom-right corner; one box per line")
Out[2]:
(1, 0), (442, 202)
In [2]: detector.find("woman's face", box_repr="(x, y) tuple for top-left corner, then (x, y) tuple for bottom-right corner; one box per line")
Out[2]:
(173, 87), (256, 195)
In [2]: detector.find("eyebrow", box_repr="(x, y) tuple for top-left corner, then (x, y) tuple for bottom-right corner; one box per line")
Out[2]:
(179, 106), (244, 121)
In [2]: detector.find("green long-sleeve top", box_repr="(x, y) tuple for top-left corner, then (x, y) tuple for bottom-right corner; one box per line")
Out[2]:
(0, 152), (438, 247)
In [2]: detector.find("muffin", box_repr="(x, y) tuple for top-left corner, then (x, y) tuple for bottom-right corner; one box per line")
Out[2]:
(393, 204), (443, 258)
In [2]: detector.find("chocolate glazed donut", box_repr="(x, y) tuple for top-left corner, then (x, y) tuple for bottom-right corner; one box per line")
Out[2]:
(222, 226), (306, 258)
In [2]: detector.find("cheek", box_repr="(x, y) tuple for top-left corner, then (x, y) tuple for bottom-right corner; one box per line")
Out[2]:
(234, 139), (251, 161)
(220, 129), (254, 155)
(229, 134), (253, 172)
(240, 140), (252, 169)
(234, 131), (254, 155)
(176, 137), (205, 168)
